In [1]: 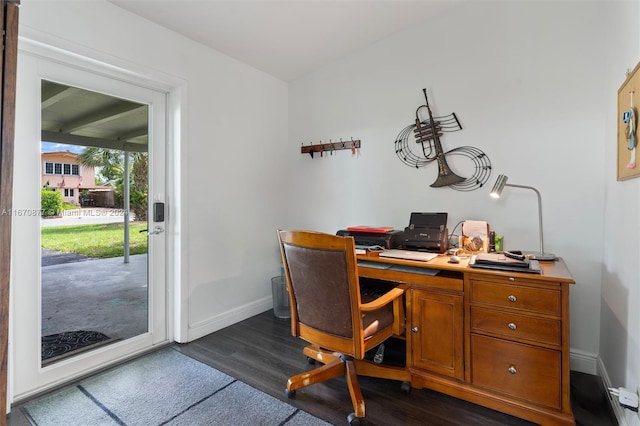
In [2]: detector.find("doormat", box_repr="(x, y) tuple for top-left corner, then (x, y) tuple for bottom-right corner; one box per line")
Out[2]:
(41, 330), (115, 365)
(24, 346), (331, 426)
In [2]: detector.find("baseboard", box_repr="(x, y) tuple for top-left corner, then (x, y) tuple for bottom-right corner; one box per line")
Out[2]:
(570, 350), (629, 425)
(570, 348), (598, 374)
(186, 297), (273, 342)
(597, 356), (629, 426)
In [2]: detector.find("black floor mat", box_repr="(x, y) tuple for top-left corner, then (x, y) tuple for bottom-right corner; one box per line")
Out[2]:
(42, 330), (113, 364)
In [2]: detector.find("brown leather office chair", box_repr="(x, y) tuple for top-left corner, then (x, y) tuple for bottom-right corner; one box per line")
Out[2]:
(277, 229), (410, 425)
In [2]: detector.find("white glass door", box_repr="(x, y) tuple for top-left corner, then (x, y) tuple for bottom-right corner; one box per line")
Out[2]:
(12, 54), (168, 400)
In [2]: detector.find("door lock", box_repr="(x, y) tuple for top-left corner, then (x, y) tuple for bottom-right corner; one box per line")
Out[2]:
(148, 226), (164, 235)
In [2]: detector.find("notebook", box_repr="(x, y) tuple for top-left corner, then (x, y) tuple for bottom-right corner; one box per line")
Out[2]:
(379, 249), (437, 262)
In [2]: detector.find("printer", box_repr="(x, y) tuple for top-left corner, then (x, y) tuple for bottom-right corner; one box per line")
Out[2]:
(402, 212), (449, 253)
(336, 227), (403, 249)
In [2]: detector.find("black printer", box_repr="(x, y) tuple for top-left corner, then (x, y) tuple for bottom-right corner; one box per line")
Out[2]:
(336, 228), (403, 249)
(402, 212), (449, 253)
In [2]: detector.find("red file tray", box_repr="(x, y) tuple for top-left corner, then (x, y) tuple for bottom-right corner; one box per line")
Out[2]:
(346, 226), (395, 234)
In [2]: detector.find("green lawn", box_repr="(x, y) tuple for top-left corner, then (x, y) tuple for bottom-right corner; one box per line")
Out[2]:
(41, 222), (148, 258)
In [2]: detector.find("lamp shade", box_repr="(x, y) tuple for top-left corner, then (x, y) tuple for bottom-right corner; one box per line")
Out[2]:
(490, 174), (508, 198)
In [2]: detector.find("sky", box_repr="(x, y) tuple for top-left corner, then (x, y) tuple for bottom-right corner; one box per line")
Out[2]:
(41, 142), (84, 154)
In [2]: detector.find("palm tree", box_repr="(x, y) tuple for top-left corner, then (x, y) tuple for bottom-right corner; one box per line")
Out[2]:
(78, 147), (148, 220)
(77, 147), (124, 185)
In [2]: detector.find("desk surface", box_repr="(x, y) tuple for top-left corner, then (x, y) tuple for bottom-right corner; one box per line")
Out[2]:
(356, 252), (575, 284)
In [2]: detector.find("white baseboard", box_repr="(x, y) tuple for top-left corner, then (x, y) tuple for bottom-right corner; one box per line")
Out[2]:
(186, 297), (273, 342)
(597, 356), (629, 426)
(571, 350), (629, 425)
(570, 348), (598, 374)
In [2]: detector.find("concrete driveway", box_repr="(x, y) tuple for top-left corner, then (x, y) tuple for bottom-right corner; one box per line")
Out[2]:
(41, 207), (137, 227)
(40, 207), (148, 353)
(42, 254), (148, 341)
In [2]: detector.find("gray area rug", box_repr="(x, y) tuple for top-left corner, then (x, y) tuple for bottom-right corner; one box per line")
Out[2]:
(23, 347), (330, 426)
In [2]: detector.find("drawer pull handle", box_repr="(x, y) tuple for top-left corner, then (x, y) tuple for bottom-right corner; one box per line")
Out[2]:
(411, 327), (419, 333)
(508, 322), (517, 330)
(508, 366), (517, 374)
(508, 295), (517, 302)
(509, 277), (515, 282)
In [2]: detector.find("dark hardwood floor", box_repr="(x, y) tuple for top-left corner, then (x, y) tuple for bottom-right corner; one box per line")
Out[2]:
(6, 310), (618, 425)
(176, 310), (618, 426)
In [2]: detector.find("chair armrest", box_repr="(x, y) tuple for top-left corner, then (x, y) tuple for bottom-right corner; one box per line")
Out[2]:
(360, 287), (404, 311)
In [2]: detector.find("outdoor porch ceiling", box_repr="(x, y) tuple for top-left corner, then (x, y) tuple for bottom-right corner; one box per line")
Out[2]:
(41, 80), (148, 153)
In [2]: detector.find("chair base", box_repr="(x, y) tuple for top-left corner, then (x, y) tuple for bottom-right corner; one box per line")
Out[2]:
(286, 345), (412, 421)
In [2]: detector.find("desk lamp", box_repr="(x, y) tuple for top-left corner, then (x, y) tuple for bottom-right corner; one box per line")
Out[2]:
(490, 174), (557, 261)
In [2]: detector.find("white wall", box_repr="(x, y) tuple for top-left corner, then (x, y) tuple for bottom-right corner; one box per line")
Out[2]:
(600, 2), (640, 424)
(287, 1), (620, 372)
(16, 1), (288, 345)
(14, 1), (640, 421)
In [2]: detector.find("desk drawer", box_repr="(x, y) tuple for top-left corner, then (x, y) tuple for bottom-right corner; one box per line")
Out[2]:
(471, 307), (561, 347)
(471, 280), (561, 316)
(471, 334), (561, 409)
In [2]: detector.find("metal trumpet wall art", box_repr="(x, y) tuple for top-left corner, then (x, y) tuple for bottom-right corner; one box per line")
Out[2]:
(394, 89), (492, 191)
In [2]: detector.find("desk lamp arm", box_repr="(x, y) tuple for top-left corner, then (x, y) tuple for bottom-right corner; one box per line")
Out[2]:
(504, 183), (544, 256)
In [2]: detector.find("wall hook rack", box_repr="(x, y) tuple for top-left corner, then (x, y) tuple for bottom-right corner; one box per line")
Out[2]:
(301, 138), (361, 158)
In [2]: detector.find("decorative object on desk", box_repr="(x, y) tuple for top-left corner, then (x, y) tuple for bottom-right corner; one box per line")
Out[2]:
(461, 220), (489, 253)
(301, 138), (360, 158)
(490, 174), (557, 261)
(494, 234), (503, 252)
(394, 89), (492, 191)
(618, 61), (640, 179)
(461, 235), (484, 252)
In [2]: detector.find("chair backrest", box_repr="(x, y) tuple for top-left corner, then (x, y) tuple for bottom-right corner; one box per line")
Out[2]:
(277, 229), (365, 357)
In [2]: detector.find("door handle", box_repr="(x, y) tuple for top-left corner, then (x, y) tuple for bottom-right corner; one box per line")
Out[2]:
(148, 225), (164, 235)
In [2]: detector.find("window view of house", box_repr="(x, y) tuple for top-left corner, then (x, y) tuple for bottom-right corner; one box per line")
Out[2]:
(41, 150), (115, 207)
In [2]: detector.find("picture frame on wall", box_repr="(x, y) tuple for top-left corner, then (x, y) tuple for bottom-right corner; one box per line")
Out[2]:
(617, 61), (640, 181)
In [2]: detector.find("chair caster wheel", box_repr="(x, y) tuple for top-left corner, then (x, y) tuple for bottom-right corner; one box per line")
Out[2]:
(306, 356), (316, 365)
(347, 412), (365, 425)
(285, 388), (296, 398)
(401, 381), (411, 395)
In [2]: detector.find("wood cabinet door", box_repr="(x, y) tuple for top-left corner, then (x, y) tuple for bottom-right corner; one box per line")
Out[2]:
(471, 334), (561, 409)
(410, 289), (463, 379)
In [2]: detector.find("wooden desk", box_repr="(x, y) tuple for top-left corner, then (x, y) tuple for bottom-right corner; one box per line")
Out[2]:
(357, 252), (576, 426)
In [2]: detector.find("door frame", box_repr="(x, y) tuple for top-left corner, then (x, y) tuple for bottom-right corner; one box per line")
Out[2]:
(9, 35), (186, 403)
(1, 0), (20, 418)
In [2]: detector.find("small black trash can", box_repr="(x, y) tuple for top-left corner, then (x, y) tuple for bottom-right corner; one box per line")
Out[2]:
(271, 276), (290, 319)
